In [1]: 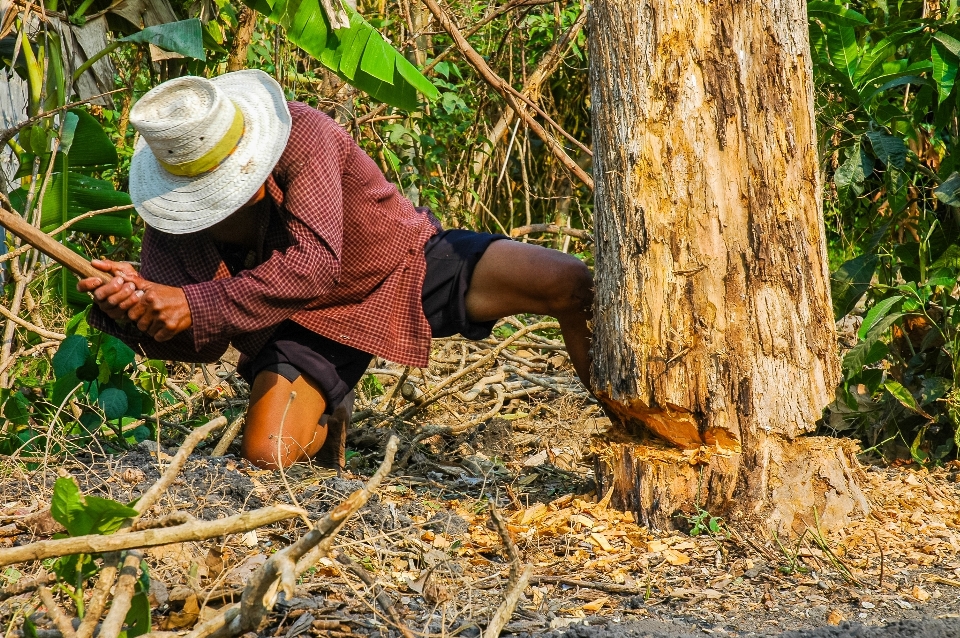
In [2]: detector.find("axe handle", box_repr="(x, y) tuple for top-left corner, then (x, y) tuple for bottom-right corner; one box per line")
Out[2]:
(0, 205), (112, 285)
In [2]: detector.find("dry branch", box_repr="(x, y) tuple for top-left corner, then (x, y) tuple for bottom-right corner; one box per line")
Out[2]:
(98, 551), (142, 638)
(528, 575), (643, 594)
(0, 505), (303, 568)
(510, 224), (592, 242)
(37, 586), (77, 638)
(335, 552), (415, 638)
(483, 505), (533, 638)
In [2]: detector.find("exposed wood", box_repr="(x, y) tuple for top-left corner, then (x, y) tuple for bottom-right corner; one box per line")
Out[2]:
(510, 224), (592, 242)
(226, 6), (258, 72)
(589, 0), (864, 533)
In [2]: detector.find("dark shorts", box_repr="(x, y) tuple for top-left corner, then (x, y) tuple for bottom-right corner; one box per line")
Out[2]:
(237, 229), (506, 413)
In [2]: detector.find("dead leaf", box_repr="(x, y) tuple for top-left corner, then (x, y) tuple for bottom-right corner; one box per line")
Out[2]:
(19, 509), (64, 537)
(224, 554), (267, 586)
(911, 585), (931, 601)
(582, 596), (610, 612)
(148, 578), (169, 607)
(662, 549), (690, 566)
(161, 594), (199, 630)
(826, 609), (844, 626)
(519, 503), (548, 525)
(423, 572), (450, 604)
(590, 532), (614, 552)
(205, 547), (225, 579)
(646, 540), (668, 553)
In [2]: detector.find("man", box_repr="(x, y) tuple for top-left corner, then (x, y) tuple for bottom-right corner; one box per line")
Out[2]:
(81, 69), (593, 469)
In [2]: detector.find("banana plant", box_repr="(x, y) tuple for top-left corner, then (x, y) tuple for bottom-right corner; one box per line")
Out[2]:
(4, 17), (206, 308)
(243, 0), (439, 110)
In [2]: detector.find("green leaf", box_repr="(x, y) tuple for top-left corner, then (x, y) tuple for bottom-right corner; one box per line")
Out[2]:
(52, 476), (138, 536)
(826, 25), (860, 81)
(808, 1), (871, 25)
(932, 42), (958, 104)
(67, 109), (118, 169)
(865, 130), (907, 169)
(82, 495), (138, 534)
(65, 309), (92, 337)
(359, 32), (395, 84)
(98, 387), (129, 421)
(934, 31), (960, 57)
(834, 144), (873, 196)
(920, 376), (951, 406)
(3, 392), (31, 427)
(842, 313), (905, 371)
(858, 295), (904, 339)
(120, 19), (206, 60)
(338, 20), (373, 80)
(50, 477), (84, 535)
(885, 380), (931, 418)
(100, 336), (135, 373)
(53, 335), (90, 377)
(9, 173), (133, 238)
(854, 31), (919, 84)
(396, 55), (440, 101)
(52, 371), (83, 405)
(59, 112), (79, 155)
(934, 172), (960, 206)
(126, 591), (151, 637)
(930, 243), (960, 270)
(830, 253), (879, 320)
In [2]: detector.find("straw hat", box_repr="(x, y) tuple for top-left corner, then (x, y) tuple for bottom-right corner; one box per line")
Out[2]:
(128, 69), (292, 234)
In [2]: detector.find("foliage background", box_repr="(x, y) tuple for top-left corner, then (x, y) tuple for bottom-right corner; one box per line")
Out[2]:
(5, 0), (960, 464)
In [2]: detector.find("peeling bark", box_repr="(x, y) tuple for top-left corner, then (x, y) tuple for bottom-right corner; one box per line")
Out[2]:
(589, 0), (865, 533)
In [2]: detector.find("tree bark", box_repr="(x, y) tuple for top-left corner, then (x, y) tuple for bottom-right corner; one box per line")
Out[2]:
(226, 6), (258, 72)
(589, 0), (868, 534)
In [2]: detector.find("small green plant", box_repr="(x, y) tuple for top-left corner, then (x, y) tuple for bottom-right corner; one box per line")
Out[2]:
(46, 476), (150, 636)
(678, 506), (726, 538)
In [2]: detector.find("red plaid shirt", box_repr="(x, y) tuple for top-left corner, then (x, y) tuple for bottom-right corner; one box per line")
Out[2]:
(91, 102), (440, 367)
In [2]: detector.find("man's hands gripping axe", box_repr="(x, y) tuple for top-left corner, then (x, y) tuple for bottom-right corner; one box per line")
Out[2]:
(77, 260), (193, 342)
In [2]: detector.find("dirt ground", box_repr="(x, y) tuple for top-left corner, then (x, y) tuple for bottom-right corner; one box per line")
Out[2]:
(1, 332), (960, 638)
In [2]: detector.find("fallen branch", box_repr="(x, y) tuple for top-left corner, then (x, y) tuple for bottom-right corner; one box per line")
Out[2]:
(0, 572), (56, 601)
(37, 586), (77, 638)
(529, 575), (643, 595)
(98, 551), (142, 638)
(483, 505), (532, 638)
(510, 224), (592, 242)
(211, 415), (245, 457)
(0, 505), (303, 568)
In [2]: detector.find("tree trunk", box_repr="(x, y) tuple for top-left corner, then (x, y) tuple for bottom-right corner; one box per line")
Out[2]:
(589, 0), (868, 534)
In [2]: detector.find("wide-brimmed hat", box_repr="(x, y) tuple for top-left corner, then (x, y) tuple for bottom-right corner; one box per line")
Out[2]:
(128, 69), (291, 234)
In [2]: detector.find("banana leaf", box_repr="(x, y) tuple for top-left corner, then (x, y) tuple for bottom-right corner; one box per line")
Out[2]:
(9, 173), (133, 238)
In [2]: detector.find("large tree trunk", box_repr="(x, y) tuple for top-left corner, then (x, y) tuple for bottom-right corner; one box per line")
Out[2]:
(589, 0), (869, 534)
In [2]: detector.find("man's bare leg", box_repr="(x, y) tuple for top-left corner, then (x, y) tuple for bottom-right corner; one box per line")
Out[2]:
(241, 371), (328, 469)
(465, 240), (594, 387)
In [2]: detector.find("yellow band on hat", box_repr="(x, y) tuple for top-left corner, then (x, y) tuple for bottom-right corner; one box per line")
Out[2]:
(158, 105), (245, 177)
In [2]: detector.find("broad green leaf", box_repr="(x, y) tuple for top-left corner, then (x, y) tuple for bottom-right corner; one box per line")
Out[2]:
(67, 109), (118, 169)
(830, 253), (879, 320)
(59, 112), (79, 155)
(396, 55), (440, 101)
(51, 372), (83, 405)
(80, 495), (138, 534)
(65, 309), (92, 337)
(932, 42), (958, 104)
(3, 392), (31, 427)
(934, 31), (960, 57)
(338, 21), (373, 80)
(52, 335), (90, 377)
(921, 376), (951, 406)
(854, 31), (919, 84)
(865, 130), (907, 169)
(9, 173), (133, 237)
(808, 1), (871, 25)
(50, 477), (84, 536)
(860, 73), (930, 103)
(126, 591), (151, 637)
(930, 243), (960, 270)
(885, 380), (931, 418)
(827, 25), (860, 81)
(934, 172), (960, 205)
(100, 336), (136, 374)
(121, 19), (205, 60)
(858, 295), (903, 339)
(99, 387), (129, 421)
(360, 32), (396, 84)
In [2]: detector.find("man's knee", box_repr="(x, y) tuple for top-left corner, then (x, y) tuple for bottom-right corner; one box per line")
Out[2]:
(545, 256), (593, 316)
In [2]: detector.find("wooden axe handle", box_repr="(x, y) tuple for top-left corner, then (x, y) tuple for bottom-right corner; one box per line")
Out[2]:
(0, 205), (112, 285)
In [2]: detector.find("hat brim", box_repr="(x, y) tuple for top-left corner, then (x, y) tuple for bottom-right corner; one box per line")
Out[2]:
(128, 70), (292, 235)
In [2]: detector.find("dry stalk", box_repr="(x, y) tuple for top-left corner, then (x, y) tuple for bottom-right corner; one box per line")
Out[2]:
(483, 505), (532, 638)
(195, 436), (399, 638)
(211, 415), (245, 457)
(37, 586), (76, 638)
(97, 551), (142, 638)
(0, 572), (56, 602)
(0, 505), (303, 568)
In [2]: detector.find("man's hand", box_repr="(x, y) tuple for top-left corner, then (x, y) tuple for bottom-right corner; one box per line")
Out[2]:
(77, 259), (192, 341)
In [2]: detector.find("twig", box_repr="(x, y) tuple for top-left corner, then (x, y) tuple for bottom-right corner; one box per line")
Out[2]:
(0, 505), (303, 567)
(199, 437), (400, 638)
(483, 564), (532, 638)
(421, 0), (593, 189)
(0, 572), (56, 601)
(37, 586), (77, 638)
(0, 304), (65, 340)
(529, 575), (643, 594)
(874, 529), (884, 590)
(211, 415), (245, 457)
(335, 552), (415, 638)
(0, 89), (127, 147)
(130, 511), (194, 531)
(488, 505), (521, 578)
(510, 224), (592, 242)
(97, 551), (141, 638)
(134, 416), (226, 517)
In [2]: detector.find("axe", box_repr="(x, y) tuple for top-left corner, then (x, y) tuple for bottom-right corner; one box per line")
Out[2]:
(0, 204), (113, 285)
